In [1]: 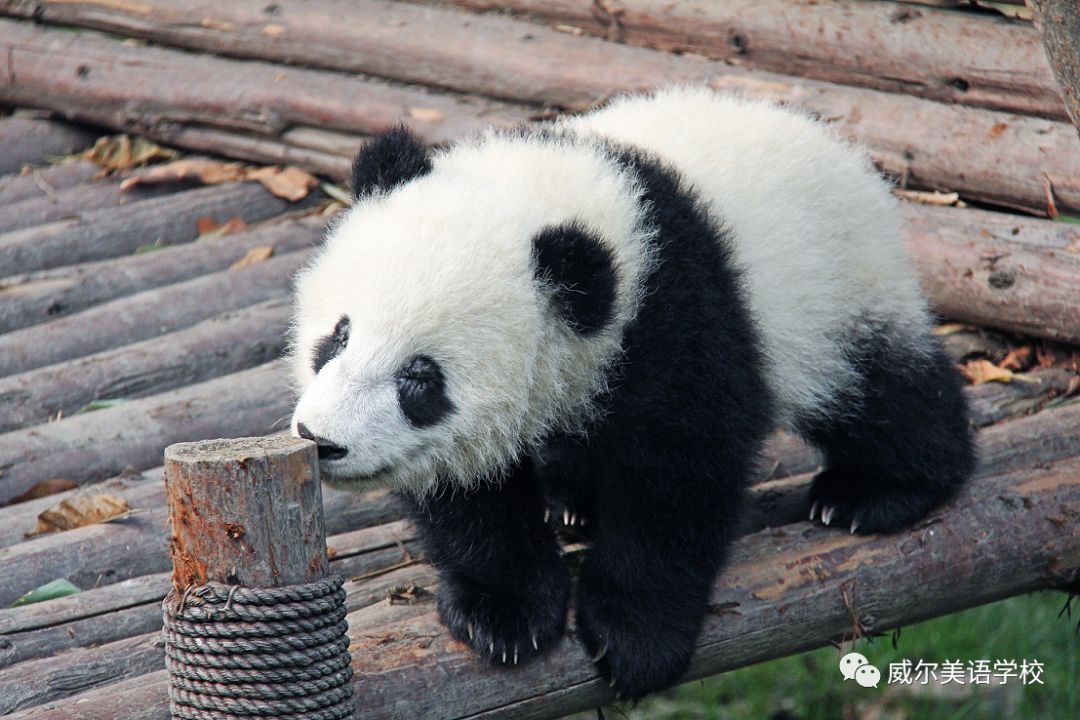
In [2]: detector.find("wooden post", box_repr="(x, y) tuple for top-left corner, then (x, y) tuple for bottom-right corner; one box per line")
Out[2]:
(1030, 0), (1080, 138)
(164, 436), (326, 590)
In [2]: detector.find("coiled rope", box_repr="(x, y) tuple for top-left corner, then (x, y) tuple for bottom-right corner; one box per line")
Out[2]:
(162, 575), (355, 720)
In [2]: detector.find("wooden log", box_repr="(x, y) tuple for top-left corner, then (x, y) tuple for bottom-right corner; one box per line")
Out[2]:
(965, 367), (1078, 427)
(1030, 0), (1080, 136)
(904, 204), (1080, 344)
(0, 20), (531, 146)
(0, 0), (1060, 119)
(0, 213), (323, 333)
(164, 436), (327, 589)
(1, 9), (1077, 214)
(0, 300), (291, 433)
(0, 115), (96, 174)
(10, 449), (1079, 719)
(0, 180), (295, 276)
(0, 178), (180, 234)
(0, 160), (100, 204)
(443, 0), (1063, 119)
(0, 250), (308, 378)
(0, 521), (419, 670)
(0, 362), (291, 506)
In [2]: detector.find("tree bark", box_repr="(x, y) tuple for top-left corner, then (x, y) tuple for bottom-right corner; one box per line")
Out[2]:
(0, 250), (308, 377)
(0, 181), (297, 277)
(0, 179), (180, 234)
(1029, 0), (1080, 137)
(0, 213), (323, 333)
(0, 160), (100, 205)
(7, 448), (1078, 719)
(0, 115), (97, 175)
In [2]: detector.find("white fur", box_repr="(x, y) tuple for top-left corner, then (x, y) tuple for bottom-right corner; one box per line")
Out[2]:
(291, 87), (932, 493)
(564, 87), (931, 423)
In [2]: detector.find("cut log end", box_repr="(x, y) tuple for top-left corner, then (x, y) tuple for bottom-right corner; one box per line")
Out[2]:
(164, 436), (326, 591)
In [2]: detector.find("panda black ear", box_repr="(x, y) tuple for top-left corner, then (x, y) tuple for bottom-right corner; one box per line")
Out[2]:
(351, 125), (432, 199)
(532, 222), (617, 336)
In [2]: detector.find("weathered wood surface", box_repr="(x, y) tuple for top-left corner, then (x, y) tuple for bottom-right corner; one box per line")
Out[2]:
(0, 250), (308, 377)
(10, 448), (1078, 719)
(0, 362), (291, 505)
(165, 436), (326, 589)
(0, 300), (290, 432)
(444, 0), (1063, 118)
(0, 213), (323, 333)
(0, 9), (1077, 214)
(904, 204), (1080, 344)
(964, 367), (1078, 427)
(0, 177), (179, 234)
(0, 20), (531, 146)
(0, 159), (99, 204)
(0, 180), (295, 276)
(0, 114), (96, 174)
(1030, 0), (1080, 135)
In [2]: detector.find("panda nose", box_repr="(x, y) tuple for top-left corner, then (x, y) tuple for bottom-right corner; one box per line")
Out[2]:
(296, 422), (349, 461)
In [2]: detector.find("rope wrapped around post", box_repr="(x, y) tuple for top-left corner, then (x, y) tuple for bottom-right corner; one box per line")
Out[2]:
(163, 437), (356, 720)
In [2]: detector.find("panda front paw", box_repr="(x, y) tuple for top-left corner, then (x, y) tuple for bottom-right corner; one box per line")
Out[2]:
(575, 576), (697, 701)
(436, 566), (571, 666)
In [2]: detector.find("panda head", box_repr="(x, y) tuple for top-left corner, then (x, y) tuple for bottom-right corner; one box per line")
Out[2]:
(289, 126), (654, 495)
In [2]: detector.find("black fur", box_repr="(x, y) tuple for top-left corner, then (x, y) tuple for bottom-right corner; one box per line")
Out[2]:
(533, 222), (617, 335)
(797, 332), (975, 532)
(311, 315), (350, 374)
(351, 125), (432, 199)
(396, 355), (455, 428)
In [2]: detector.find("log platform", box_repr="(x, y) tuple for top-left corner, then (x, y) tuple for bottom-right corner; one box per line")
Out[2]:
(0, 2), (1077, 718)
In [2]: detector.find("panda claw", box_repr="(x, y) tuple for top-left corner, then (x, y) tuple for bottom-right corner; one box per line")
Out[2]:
(502, 649), (507, 664)
(809, 500), (820, 521)
(563, 509), (570, 526)
(543, 508), (551, 523)
(513, 646), (519, 665)
(580, 517), (587, 526)
(822, 505), (835, 526)
(467, 622), (474, 641)
(488, 641), (494, 655)
(850, 519), (861, 534)
(591, 642), (608, 663)
(531, 634), (539, 651)
(570, 513), (577, 525)
(609, 677), (617, 689)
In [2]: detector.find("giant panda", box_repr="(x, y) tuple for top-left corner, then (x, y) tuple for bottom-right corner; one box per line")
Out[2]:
(289, 87), (975, 700)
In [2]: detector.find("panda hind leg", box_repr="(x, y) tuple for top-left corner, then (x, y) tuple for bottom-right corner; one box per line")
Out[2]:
(800, 332), (976, 534)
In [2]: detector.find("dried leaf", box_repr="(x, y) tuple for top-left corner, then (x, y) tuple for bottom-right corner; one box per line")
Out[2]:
(408, 107), (445, 124)
(320, 182), (353, 206)
(931, 322), (975, 337)
(9, 478), (79, 504)
(120, 158), (247, 190)
(1000, 346), (1032, 372)
(960, 359), (1014, 385)
(893, 189), (960, 206)
(197, 216), (248, 241)
(245, 165), (318, 201)
(230, 245), (274, 270)
(29, 493), (131, 536)
(82, 135), (176, 173)
(10, 579), (81, 608)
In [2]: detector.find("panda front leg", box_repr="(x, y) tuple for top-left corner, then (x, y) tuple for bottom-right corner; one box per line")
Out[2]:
(405, 457), (571, 666)
(574, 454), (749, 701)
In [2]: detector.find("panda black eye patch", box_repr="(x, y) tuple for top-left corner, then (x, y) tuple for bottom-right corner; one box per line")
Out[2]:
(311, 315), (350, 374)
(396, 354), (455, 428)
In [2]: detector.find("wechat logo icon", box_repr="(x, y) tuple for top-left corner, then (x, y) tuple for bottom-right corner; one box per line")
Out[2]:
(840, 652), (881, 688)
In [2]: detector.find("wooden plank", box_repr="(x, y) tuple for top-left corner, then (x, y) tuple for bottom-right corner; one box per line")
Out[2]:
(0, 362), (291, 506)
(442, 0), (1062, 118)
(0, 20), (531, 146)
(0, 181), (295, 276)
(10, 448), (1079, 719)
(0, 178), (179, 234)
(0, 115), (96, 174)
(0, 212), (323, 334)
(0, 250), (308, 377)
(0, 160), (99, 204)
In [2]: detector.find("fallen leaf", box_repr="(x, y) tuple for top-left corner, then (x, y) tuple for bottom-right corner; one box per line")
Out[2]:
(960, 359), (1014, 385)
(893, 189), (960, 206)
(230, 245), (275, 270)
(987, 122), (1008, 140)
(28, 493), (131, 536)
(1000, 346), (1032, 371)
(9, 478), (78, 504)
(408, 107), (445, 123)
(82, 135), (176, 173)
(120, 158), (248, 190)
(197, 216), (248, 241)
(245, 165), (318, 201)
(931, 322), (975, 337)
(10, 579), (81, 607)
